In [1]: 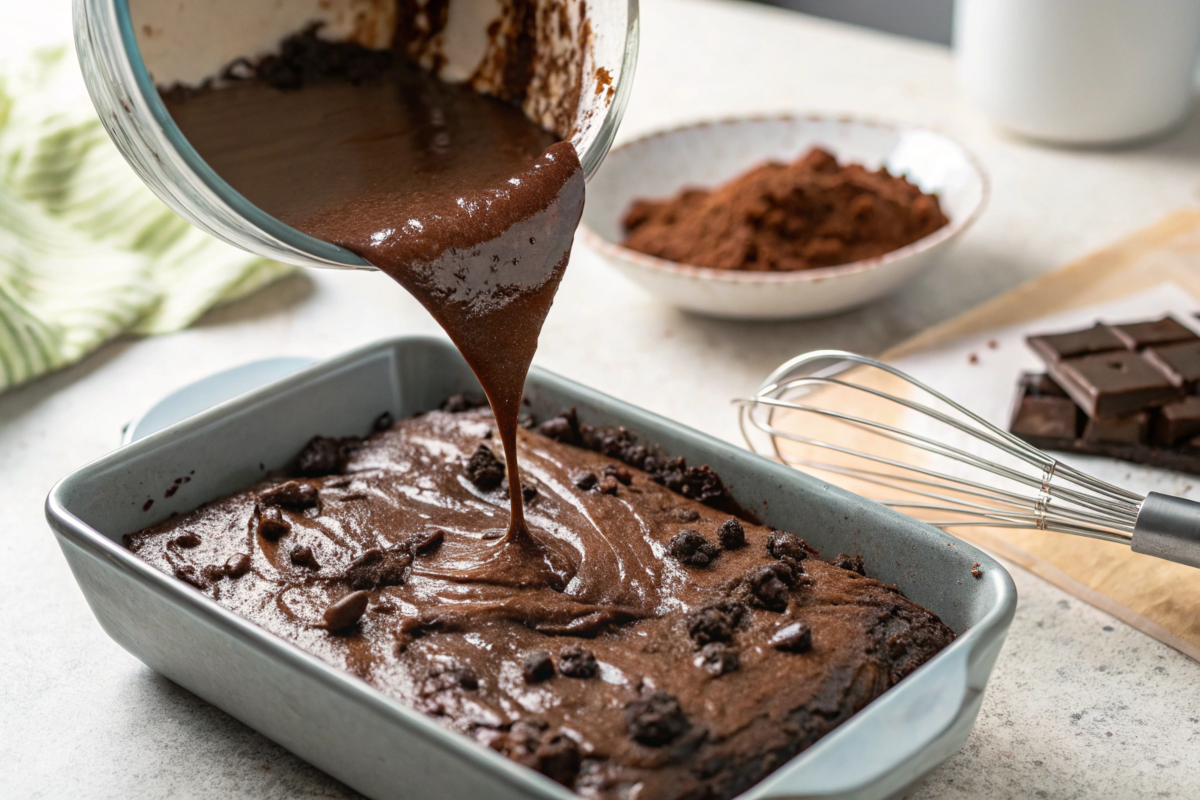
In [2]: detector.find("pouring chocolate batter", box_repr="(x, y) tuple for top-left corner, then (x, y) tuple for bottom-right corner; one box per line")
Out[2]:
(164, 29), (584, 589)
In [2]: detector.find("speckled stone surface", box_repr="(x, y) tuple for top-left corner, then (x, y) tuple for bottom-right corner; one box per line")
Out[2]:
(6, 1), (1200, 798)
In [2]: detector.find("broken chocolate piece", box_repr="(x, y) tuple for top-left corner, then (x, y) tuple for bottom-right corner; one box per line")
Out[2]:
(625, 690), (689, 746)
(833, 553), (865, 575)
(294, 435), (358, 477)
(290, 544), (321, 570)
(1009, 386), (1080, 443)
(686, 601), (747, 646)
(717, 518), (746, 550)
(744, 564), (793, 611)
(323, 590), (370, 631)
(1055, 350), (1179, 419)
(766, 531), (808, 562)
(1082, 413), (1149, 446)
(344, 546), (413, 590)
(522, 650), (555, 683)
(465, 444), (505, 491)
(253, 505), (292, 541)
(441, 393), (487, 413)
(521, 483), (539, 503)
(1109, 316), (1198, 350)
(558, 647), (598, 679)
(224, 552), (251, 578)
(602, 463), (633, 485)
(1019, 372), (1068, 397)
(668, 529), (719, 567)
(598, 475), (620, 495)
(572, 471), (598, 490)
(1152, 397), (1200, 446)
(770, 621), (813, 653)
(1143, 340), (1200, 390)
(173, 564), (207, 589)
(170, 531), (201, 549)
(260, 480), (320, 510)
(696, 642), (740, 675)
(1027, 323), (1124, 363)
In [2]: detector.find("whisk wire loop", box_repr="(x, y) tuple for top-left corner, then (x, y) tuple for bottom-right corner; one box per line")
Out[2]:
(738, 350), (1144, 543)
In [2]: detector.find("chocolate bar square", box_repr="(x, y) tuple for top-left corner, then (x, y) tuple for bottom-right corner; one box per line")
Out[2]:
(1081, 412), (1149, 446)
(1109, 315), (1198, 350)
(1142, 341), (1200, 390)
(1054, 350), (1181, 418)
(1010, 390), (1080, 443)
(1151, 397), (1200, 446)
(1018, 372), (1068, 397)
(1027, 323), (1124, 364)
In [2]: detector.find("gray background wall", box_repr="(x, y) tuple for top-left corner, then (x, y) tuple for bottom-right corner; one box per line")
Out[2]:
(755, 0), (954, 44)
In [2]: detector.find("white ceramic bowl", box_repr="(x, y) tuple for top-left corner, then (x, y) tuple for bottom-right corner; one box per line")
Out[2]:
(580, 115), (988, 320)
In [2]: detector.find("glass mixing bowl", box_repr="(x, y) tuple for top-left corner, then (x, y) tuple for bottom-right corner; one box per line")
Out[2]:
(73, 0), (639, 270)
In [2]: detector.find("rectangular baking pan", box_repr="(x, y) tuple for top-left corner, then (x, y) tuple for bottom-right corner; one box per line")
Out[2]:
(46, 335), (1016, 800)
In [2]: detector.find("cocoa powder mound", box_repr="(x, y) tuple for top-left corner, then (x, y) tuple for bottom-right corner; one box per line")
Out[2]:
(620, 148), (949, 272)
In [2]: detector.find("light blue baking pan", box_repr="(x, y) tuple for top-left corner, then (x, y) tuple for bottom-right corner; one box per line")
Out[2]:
(46, 335), (1016, 800)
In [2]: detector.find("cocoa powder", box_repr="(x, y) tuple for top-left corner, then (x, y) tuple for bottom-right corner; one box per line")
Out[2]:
(621, 148), (949, 272)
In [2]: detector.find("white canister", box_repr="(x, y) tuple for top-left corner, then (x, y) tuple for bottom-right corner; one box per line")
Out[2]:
(954, 0), (1200, 145)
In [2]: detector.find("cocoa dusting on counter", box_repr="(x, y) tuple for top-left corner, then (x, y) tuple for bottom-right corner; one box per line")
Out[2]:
(621, 147), (949, 272)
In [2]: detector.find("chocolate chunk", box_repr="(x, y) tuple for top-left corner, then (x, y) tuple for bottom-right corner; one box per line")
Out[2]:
(672, 507), (700, 523)
(530, 734), (581, 786)
(833, 553), (866, 575)
(521, 483), (539, 503)
(173, 564), (207, 589)
(598, 475), (620, 495)
(625, 690), (689, 746)
(602, 463), (633, 485)
(668, 529), (719, 567)
(344, 545), (413, 590)
(323, 590), (370, 631)
(1152, 397), (1200, 446)
(441, 393), (487, 413)
(1144, 341), (1200, 390)
(1027, 323), (1124, 363)
(770, 621), (813, 653)
(253, 505), (292, 540)
(716, 518), (745, 549)
(1019, 372), (1068, 397)
(767, 530), (808, 561)
(536, 411), (579, 444)
(294, 435), (358, 477)
(745, 563), (793, 611)
(558, 647), (598, 679)
(170, 531), (201, 549)
(224, 552), (251, 579)
(522, 650), (555, 683)
(411, 529), (444, 556)
(373, 411), (395, 432)
(1009, 390), (1080, 442)
(652, 457), (727, 505)
(686, 601), (747, 645)
(572, 471), (598, 490)
(697, 642), (740, 676)
(260, 480), (320, 510)
(465, 444), (505, 491)
(290, 544), (321, 570)
(1082, 413), (1149, 446)
(1054, 350), (1180, 419)
(1109, 316), (1198, 349)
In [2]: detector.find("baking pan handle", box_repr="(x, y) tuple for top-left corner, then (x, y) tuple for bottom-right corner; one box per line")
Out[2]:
(753, 645), (974, 799)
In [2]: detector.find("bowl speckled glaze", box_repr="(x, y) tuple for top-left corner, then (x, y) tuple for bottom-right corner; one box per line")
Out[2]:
(580, 116), (988, 320)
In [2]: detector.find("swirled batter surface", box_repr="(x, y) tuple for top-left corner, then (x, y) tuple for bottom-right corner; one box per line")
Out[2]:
(126, 405), (954, 799)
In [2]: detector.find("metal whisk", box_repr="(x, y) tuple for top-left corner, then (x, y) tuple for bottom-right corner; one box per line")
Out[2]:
(736, 350), (1200, 570)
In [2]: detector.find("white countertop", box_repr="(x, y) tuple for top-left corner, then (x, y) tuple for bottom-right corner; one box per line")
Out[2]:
(5, 0), (1200, 797)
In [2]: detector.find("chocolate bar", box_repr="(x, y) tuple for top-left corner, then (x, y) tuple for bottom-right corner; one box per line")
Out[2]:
(1011, 315), (1200, 474)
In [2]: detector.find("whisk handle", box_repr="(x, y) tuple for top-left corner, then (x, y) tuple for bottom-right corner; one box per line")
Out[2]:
(1132, 492), (1200, 569)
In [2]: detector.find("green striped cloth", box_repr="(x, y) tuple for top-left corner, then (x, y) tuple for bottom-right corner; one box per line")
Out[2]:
(0, 47), (294, 393)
